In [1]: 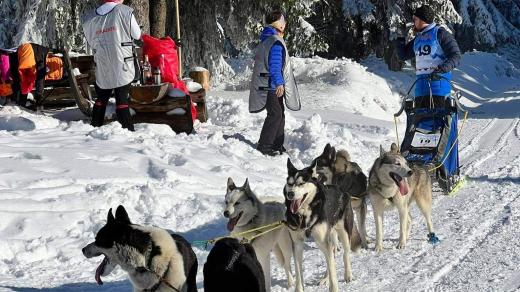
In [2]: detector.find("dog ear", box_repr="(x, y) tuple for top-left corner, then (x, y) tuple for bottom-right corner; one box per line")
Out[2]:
(380, 145), (385, 158)
(107, 208), (115, 224)
(227, 177), (236, 191)
(243, 178), (250, 190)
(115, 205), (131, 224)
(322, 143), (331, 157)
(330, 146), (336, 163)
(308, 159), (318, 176)
(390, 143), (399, 154)
(287, 158), (297, 176)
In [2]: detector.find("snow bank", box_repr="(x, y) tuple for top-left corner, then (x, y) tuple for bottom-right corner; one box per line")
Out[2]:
(1, 51), (519, 291)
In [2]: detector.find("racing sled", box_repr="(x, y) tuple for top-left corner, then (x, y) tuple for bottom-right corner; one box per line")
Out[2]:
(394, 74), (468, 195)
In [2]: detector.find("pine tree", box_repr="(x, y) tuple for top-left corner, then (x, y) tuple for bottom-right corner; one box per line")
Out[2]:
(454, 0), (520, 51)
(1, 0), (519, 73)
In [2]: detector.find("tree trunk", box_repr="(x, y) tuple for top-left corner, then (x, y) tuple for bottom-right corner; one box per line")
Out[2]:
(126, 0), (150, 35)
(150, 0), (167, 37)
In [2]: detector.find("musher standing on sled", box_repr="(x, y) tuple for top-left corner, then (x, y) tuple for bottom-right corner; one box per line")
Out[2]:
(81, 0), (141, 131)
(249, 10), (301, 156)
(395, 5), (461, 102)
(394, 5), (463, 192)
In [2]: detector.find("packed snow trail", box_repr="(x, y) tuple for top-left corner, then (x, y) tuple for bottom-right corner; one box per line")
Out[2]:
(0, 53), (519, 291)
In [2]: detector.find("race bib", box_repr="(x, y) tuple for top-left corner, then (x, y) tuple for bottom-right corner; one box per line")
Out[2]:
(411, 132), (441, 148)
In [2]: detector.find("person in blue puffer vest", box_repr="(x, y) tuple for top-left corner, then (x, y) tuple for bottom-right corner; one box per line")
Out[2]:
(249, 10), (301, 156)
(395, 5), (461, 101)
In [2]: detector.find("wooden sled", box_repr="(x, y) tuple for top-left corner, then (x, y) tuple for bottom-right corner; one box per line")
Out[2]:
(129, 83), (194, 134)
(43, 50), (95, 116)
(43, 49), (204, 134)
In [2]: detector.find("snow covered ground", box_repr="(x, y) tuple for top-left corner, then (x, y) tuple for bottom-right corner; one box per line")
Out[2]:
(0, 51), (519, 291)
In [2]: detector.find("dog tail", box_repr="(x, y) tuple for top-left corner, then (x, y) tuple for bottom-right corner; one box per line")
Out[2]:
(345, 202), (362, 252)
(350, 224), (362, 252)
(336, 150), (351, 162)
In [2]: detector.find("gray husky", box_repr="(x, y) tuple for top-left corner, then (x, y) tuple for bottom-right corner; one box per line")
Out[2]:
(223, 178), (294, 291)
(285, 158), (360, 292)
(368, 143), (438, 252)
(313, 143), (369, 248)
(82, 205), (197, 292)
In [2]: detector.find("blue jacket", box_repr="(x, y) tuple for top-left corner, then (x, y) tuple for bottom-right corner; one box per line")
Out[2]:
(260, 26), (285, 90)
(395, 25), (461, 97)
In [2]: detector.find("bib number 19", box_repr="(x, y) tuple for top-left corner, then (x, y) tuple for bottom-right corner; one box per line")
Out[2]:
(418, 45), (431, 56)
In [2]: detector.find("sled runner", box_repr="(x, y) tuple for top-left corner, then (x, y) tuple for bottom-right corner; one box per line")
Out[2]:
(394, 74), (468, 195)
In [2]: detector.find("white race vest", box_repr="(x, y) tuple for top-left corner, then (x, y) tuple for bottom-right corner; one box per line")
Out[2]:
(82, 4), (135, 89)
(413, 24), (446, 75)
(249, 35), (301, 113)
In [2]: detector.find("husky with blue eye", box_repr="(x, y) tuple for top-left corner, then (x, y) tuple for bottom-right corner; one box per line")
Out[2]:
(82, 205), (198, 292)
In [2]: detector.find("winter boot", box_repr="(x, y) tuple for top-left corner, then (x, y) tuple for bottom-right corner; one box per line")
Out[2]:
(90, 104), (106, 127)
(17, 93), (28, 108)
(116, 107), (134, 131)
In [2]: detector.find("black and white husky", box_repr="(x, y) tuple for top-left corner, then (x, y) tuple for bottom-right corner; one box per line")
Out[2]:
(313, 143), (369, 248)
(82, 205), (198, 292)
(285, 158), (360, 292)
(223, 178), (294, 290)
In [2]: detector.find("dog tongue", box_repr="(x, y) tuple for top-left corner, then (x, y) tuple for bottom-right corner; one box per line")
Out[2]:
(290, 199), (302, 214)
(227, 216), (239, 232)
(399, 179), (409, 196)
(95, 256), (108, 285)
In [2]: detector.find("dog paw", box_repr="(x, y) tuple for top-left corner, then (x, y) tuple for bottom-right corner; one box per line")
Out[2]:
(427, 233), (441, 245)
(319, 275), (329, 286)
(396, 241), (406, 249)
(344, 273), (353, 283)
(375, 244), (383, 252)
(287, 276), (294, 288)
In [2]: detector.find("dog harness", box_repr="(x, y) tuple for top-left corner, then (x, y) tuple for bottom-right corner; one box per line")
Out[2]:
(225, 250), (241, 271)
(140, 264), (180, 292)
(141, 264), (180, 292)
(285, 179), (325, 236)
(140, 242), (180, 292)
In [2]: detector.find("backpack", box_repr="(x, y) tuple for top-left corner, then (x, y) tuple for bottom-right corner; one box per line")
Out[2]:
(45, 54), (64, 81)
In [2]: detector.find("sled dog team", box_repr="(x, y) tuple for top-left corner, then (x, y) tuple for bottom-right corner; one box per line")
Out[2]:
(83, 143), (437, 292)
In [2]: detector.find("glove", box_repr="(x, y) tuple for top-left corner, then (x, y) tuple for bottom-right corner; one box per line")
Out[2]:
(434, 64), (448, 74)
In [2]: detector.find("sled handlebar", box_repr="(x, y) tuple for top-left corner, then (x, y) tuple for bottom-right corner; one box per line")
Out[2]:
(394, 74), (468, 117)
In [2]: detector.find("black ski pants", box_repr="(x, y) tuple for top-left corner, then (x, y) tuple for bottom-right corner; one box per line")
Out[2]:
(258, 91), (285, 151)
(91, 83), (134, 131)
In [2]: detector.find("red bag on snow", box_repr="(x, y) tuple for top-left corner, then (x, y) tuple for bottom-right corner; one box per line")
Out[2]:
(142, 35), (187, 94)
(142, 35), (197, 122)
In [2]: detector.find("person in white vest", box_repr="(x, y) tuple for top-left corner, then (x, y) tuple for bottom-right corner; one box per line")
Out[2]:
(81, 0), (141, 131)
(395, 5), (461, 102)
(249, 10), (301, 156)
